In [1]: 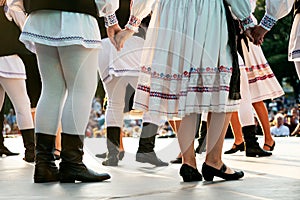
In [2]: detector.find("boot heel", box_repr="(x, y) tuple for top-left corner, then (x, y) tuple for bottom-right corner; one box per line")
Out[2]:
(34, 177), (59, 183)
(245, 152), (257, 157)
(60, 179), (75, 183)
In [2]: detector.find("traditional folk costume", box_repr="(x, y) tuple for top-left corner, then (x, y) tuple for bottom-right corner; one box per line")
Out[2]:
(123, 0), (254, 182)
(0, 0), (35, 161)
(97, 36), (168, 167)
(259, 0), (300, 79)
(224, 0), (283, 157)
(8, 0), (118, 183)
(243, 0), (284, 103)
(126, 0), (254, 119)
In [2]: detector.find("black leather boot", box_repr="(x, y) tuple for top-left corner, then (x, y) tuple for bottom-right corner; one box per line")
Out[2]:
(34, 133), (59, 183)
(0, 145), (19, 156)
(243, 125), (272, 157)
(20, 129), (35, 162)
(102, 127), (121, 166)
(136, 123), (168, 167)
(59, 133), (110, 183)
(195, 120), (207, 154)
(0, 127), (19, 156)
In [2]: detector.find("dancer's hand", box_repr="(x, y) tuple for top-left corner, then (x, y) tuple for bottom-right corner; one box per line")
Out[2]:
(251, 25), (268, 46)
(106, 24), (122, 49)
(244, 27), (254, 43)
(114, 28), (135, 51)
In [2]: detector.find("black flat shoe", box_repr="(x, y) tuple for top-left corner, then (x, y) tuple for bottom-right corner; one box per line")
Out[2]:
(170, 157), (182, 164)
(224, 142), (245, 154)
(264, 141), (275, 151)
(201, 162), (244, 181)
(54, 149), (61, 160)
(179, 164), (202, 182)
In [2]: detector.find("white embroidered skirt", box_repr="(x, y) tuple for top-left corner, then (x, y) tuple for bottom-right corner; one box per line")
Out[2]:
(241, 40), (284, 103)
(133, 0), (241, 118)
(20, 10), (102, 49)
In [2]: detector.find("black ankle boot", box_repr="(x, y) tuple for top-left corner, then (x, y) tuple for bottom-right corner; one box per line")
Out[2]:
(102, 127), (121, 166)
(136, 123), (168, 167)
(180, 164), (202, 182)
(0, 145), (19, 156)
(242, 126), (272, 157)
(201, 162), (244, 181)
(0, 128), (19, 156)
(224, 142), (245, 154)
(21, 129), (35, 162)
(60, 133), (110, 183)
(34, 133), (59, 183)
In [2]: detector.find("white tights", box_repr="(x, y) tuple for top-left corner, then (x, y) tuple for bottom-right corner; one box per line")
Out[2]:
(238, 67), (255, 127)
(0, 77), (34, 129)
(35, 44), (98, 135)
(104, 76), (161, 127)
(177, 112), (229, 156)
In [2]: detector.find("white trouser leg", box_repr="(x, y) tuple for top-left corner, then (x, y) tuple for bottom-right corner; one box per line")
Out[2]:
(238, 67), (255, 127)
(104, 76), (138, 127)
(0, 77), (34, 129)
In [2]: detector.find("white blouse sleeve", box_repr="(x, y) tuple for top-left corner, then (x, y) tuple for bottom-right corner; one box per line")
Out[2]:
(5, 5), (26, 30)
(95, 0), (119, 16)
(250, 0), (257, 13)
(125, 0), (155, 33)
(260, 0), (294, 31)
(95, 0), (119, 27)
(225, 0), (255, 30)
(5, 0), (24, 12)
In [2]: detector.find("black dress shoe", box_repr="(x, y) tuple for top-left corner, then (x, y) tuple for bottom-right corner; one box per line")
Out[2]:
(136, 152), (168, 167)
(96, 151), (125, 160)
(95, 152), (107, 159)
(180, 164), (202, 182)
(201, 162), (244, 181)
(224, 142), (244, 154)
(54, 149), (61, 160)
(102, 156), (119, 166)
(263, 141), (275, 151)
(118, 151), (125, 160)
(170, 157), (182, 164)
(0, 146), (19, 156)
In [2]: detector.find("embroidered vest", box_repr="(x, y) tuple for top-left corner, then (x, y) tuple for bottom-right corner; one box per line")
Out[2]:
(24, 0), (98, 18)
(294, 0), (300, 16)
(0, 6), (31, 56)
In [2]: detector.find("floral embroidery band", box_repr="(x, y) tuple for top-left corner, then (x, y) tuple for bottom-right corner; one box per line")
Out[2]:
(104, 13), (118, 28)
(125, 15), (141, 33)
